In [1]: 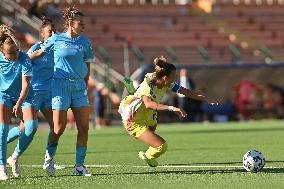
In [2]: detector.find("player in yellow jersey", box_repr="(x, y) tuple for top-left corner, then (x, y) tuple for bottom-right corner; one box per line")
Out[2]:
(118, 56), (218, 167)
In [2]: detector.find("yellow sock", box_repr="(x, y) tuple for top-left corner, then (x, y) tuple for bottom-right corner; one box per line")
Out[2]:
(145, 142), (168, 159)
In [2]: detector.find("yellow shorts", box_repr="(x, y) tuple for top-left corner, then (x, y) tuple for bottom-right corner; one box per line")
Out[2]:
(122, 119), (157, 138)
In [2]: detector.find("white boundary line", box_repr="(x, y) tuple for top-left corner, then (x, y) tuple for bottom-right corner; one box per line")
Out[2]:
(19, 164), (281, 169)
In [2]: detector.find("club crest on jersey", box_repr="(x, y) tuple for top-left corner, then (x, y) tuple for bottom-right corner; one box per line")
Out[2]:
(78, 45), (83, 51)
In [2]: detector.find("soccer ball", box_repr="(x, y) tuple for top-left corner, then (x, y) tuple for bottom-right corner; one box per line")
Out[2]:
(243, 150), (265, 172)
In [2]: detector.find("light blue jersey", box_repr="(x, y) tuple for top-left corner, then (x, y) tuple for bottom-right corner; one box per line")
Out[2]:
(0, 51), (32, 98)
(43, 32), (94, 79)
(27, 41), (54, 92)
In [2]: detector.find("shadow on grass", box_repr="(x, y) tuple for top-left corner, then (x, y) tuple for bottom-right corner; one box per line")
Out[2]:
(161, 127), (284, 135)
(8, 170), (243, 180)
(102, 167), (284, 176)
(93, 169), (247, 176)
(266, 160), (284, 163)
(261, 167), (284, 173)
(11, 167), (284, 180)
(166, 162), (242, 165)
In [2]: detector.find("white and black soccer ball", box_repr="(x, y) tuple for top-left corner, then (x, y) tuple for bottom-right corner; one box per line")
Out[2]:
(243, 150), (265, 172)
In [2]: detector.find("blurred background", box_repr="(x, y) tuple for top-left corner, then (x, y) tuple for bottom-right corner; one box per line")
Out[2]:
(1, 0), (283, 126)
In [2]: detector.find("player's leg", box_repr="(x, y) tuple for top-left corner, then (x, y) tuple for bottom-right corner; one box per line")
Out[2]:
(44, 78), (70, 176)
(43, 109), (67, 176)
(42, 107), (54, 138)
(41, 106), (65, 170)
(70, 81), (91, 176)
(0, 103), (13, 180)
(6, 122), (23, 144)
(71, 106), (91, 176)
(40, 93), (54, 159)
(137, 128), (168, 167)
(7, 92), (43, 144)
(8, 103), (38, 178)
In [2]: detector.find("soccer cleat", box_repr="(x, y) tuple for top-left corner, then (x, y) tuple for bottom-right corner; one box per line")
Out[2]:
(0, 165), (8, 181)
(73, 164), (91, 176)
(43, 157), (56, 176)
(7, 156), (20, 177)
(138, 151), (158, 167)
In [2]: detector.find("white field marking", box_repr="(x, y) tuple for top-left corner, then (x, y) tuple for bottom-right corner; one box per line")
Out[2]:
(18, 164), (279, 169)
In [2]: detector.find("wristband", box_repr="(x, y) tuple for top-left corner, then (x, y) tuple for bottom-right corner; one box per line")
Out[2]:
(168, 106), (174, 111)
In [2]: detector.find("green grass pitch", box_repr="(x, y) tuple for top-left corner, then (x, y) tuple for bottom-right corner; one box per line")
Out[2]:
(1, 120), (284, 188)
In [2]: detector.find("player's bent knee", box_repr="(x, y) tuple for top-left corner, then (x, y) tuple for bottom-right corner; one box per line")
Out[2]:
(24, 120), (38, 136)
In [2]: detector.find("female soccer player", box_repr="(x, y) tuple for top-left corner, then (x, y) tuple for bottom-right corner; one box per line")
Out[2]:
(32, 7), (94, 176)
(0, 25), (38, 180)
(118, 57), (218, 167)
(6, 17), (65, 171)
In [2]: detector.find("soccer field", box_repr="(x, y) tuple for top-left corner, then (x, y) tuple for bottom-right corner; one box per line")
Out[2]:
(1, 120), (284, 189)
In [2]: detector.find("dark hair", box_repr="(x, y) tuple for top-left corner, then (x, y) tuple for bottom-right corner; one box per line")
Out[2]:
(62, 6), (84, 31)
(153, 56), (176, 79)
(40, 16), (55, 32)
(0, 25), (18, 51)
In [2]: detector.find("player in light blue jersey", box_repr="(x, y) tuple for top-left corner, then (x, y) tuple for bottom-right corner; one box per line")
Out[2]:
(32, 7), (94, 176)
(0, 25), (38, 180)
(6, 17), (65, 172)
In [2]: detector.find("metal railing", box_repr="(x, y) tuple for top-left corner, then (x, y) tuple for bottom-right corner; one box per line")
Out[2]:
(0, 0), (41, 36)
(16, 0), (192, 5)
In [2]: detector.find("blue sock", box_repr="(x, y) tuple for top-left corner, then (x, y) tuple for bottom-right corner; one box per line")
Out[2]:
(45, 130), (58, 158)
(0, 123), (9, 165)
(76, 146), (87, 165)
(45, 140), (58, 158)
(7, 126), (21, 144)
(15, 120), (38, 154)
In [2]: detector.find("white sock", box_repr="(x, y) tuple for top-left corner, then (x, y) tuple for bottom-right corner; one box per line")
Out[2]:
(0, 165), (5, 170)
(11, 151), (20, 160)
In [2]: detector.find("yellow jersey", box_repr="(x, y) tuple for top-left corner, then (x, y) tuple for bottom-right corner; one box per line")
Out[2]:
(119, 73), (178, 124)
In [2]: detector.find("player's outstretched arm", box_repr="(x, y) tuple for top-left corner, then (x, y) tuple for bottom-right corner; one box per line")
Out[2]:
(142, 96), (187, 117)
(177, 86), (218, 106)
(28, 49), (45, 60)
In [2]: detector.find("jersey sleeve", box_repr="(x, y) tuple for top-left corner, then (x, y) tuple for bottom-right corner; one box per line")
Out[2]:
(27, 43), (40, 55)
(137, 80), (151, 98)
(83, 38), (95, 62)
(171, 82), (181, 92)
(42, 34), (56, 53)
(21, 55), (33, 77)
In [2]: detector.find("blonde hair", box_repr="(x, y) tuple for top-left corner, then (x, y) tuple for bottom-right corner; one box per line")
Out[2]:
(0, 25), (18, 51)
(62, 6), (84, 31)
(153, 56), (176, 79)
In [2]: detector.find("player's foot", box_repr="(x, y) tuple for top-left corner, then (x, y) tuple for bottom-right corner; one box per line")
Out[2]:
(73, 164), (91, 176)
(138, 151), (158, 167)
(7, 156), (20, 177)
(0, 165), (8, 180)
(43, 157), (55, 176)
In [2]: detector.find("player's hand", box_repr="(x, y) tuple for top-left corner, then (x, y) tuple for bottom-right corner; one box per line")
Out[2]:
(13, 103), (22, 119)
(173, 107), (187, 118)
